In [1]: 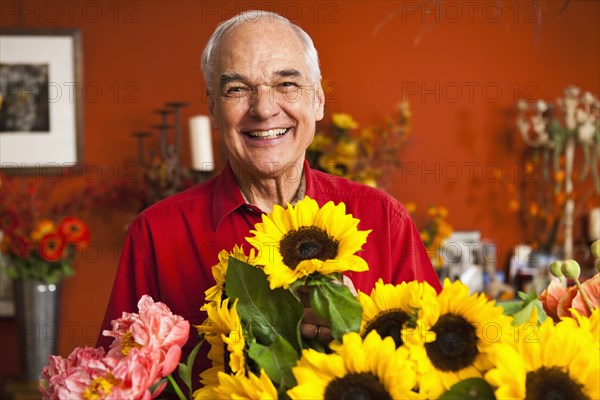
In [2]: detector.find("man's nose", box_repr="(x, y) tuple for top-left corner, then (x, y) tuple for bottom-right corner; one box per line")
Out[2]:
(248, 85), (281, 119)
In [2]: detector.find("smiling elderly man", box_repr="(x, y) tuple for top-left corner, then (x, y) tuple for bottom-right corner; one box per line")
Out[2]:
(98, 9), (441, 381)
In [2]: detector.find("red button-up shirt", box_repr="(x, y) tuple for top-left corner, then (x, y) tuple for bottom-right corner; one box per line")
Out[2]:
(98, 160), (441, 376)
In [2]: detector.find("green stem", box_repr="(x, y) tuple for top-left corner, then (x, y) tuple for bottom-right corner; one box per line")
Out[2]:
(573, 280), (595, 314)
(167, 374), (187, 400)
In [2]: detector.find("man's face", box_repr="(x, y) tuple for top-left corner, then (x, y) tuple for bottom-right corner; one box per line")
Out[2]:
(207, 19), (325, 178)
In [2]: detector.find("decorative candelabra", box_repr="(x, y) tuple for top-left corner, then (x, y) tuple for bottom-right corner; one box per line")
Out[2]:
(131, 102), (215, 207)
(516, 86), (600, 260)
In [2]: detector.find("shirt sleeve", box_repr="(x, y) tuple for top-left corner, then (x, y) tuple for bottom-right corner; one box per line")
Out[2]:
(390, 207), (443, 292)
(96, 217), (160, 349)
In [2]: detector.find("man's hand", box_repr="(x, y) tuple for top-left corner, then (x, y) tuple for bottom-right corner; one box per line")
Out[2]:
(297, 276), (357, 343)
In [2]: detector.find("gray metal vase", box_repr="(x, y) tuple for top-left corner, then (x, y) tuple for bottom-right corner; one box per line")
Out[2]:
(14, 280), (61, 383)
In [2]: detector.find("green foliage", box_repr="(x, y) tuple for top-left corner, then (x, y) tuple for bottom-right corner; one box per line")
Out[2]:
(5, 253), (74, 285)
(226, 258), (304, 352)
(499, 290), (547, 325)
(248, 336), (298, 389)
(439, 378), (496, 400)
(307, 275), (363, 341)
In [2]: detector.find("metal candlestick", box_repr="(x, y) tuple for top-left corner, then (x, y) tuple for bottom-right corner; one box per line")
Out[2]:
(131, 131), (152, 166)
(165, 101), (190, 158)
(154, 109), (172, 158)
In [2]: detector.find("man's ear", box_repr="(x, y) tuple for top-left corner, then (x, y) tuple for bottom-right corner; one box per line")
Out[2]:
(314, 82), (325, 122)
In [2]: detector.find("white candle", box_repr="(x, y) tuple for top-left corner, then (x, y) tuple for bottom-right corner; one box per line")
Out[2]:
(189, 116), (214, 171)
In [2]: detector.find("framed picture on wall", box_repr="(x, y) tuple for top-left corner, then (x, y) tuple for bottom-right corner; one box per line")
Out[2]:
(0, 28), (83, 170)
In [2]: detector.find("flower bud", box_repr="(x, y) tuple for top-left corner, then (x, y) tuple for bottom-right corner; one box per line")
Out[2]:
(592, 240), (600, 259)
(549, 260), (564, 278)
(561, 260), (581, 280)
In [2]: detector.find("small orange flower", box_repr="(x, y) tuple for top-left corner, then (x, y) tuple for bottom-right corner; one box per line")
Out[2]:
(426, 205), (438, 218)
(508, 198), (520, 212)
(39, 233), (65, 262)
(529, 202), (540, 217)
(31, 219), (56, 242)
(437, 207), (449, 218)
(58, 217), (90, 247)
(524, 162), (536, 175)
(553, 170), (565, 183)
(405, 202), (416, 214)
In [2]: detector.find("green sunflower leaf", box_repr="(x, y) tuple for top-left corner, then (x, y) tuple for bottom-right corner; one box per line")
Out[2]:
(226, 258), (304, 352)
(309, 279), (362, 341)
(438, 377), (495, 400)
(248, 335), (298, 390)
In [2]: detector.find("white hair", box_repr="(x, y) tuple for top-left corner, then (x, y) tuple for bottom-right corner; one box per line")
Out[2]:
(201, 10), (321, 91)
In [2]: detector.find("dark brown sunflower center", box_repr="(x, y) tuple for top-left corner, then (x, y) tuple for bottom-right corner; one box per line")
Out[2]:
(279, 226), (339, 269)
(424, 313), (478, 372)
(324, 372), (392, 400)
(223, 343), (232, 374)
(363, 310), (409, 348)
(525, 367), (589, 400)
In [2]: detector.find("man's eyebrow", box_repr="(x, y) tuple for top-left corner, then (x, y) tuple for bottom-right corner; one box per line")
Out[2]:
(219, 72), (246, 87)
(219, 69), (302, 87)
(275, 69), (302, 78)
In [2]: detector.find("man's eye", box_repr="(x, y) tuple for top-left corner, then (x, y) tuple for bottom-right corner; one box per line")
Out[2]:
(223, 86), (249, 97)
(277, 82), (300, 92)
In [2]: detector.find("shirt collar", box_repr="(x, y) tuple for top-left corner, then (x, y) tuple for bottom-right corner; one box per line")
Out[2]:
(211, 160), (311, 231)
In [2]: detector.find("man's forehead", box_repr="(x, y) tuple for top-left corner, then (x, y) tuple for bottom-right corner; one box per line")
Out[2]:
(214, 23), (309, 80)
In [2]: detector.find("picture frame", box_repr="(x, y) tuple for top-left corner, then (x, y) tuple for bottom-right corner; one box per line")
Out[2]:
(0, 28), (83, 171)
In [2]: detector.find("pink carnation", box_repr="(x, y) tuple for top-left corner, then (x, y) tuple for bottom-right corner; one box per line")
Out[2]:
(103, 295), (190, 377)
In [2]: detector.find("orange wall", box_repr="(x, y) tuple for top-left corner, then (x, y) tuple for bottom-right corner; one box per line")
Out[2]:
(1, 0), (599, 370)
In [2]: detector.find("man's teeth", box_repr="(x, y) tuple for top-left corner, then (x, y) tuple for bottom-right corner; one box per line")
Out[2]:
(247, 128), (288, 138)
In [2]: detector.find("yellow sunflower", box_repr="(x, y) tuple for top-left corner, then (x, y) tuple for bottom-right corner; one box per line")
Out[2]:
(570, 307), (600, 343)
(193, 369), (277, 400)
(246, 196), (371, 289)
(403, 278), (513, 399)
(287, 331), (417, 400)
(485, 312), (599, 399)
(196, 298), (246, 384)
(357, 279), (438, 348)
(204, 245), (257, 304)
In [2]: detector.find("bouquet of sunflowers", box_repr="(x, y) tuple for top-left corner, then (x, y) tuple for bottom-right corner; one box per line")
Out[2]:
(193, 197), (599, 399)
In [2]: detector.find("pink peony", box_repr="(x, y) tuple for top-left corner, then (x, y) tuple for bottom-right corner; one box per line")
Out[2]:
(106, 347), (165, 400)
(41, 347), (114, 400)
(102, 295), (190, 377)
(41, 296), (189, 399)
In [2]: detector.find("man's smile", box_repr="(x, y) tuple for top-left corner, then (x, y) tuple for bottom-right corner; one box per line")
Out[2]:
(244, 127), (291, 139)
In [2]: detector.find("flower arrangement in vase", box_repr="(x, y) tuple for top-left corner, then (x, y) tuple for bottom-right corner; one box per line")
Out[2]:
(0, 176), (90, 284)
(307, 101), (412, 188)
